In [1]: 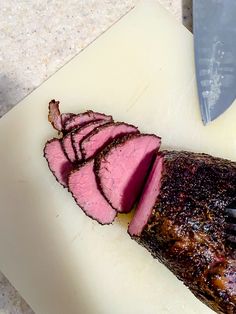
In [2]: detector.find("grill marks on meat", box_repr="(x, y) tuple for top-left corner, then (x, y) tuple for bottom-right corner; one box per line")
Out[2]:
(68, 160), (117, 224)
(95, 134), (161, 213)
(130, 151), (236, 314)
(44, 138), (73, 187)
(64, 111), (113, 132)
(81, 122), (139, 160)
(72, 120), (111, 160)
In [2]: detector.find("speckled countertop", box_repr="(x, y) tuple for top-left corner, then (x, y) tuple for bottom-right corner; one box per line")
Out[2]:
(0, 0), (192, 313)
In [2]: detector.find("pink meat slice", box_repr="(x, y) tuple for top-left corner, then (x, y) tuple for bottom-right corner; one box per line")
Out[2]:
(68, 159), (117, 224)
(48, 100), (62, 131)
(44, 138), (73, 187)
(81, 122), (139, 159)
(65, 111), (112, 132)
(62, 132), (76, 163)
(61, 113), (75, 127)
(48, 99), (74, 131)
(72, 120), (110, 160)
(95, 134), (161, 213)
(128, 154), (163, 236)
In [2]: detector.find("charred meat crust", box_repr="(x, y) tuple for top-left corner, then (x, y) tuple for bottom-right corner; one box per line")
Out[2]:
(80, 121), (139, 159)
(68, 159), (117, 225)
(94, 133), (161, 211)
(132, 151), (236, 314)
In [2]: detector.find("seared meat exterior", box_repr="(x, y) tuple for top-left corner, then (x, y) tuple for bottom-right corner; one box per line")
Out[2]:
(130, 151), (236, 314)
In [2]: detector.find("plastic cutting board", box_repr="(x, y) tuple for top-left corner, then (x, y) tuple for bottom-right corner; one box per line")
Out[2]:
(0, 1), (235, 313)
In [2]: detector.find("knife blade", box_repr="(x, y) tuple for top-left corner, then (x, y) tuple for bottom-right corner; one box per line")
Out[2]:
(193, 0), (236, 124)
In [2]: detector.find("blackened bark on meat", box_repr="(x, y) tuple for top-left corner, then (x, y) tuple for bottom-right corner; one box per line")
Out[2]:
(133, 151), (236, 314)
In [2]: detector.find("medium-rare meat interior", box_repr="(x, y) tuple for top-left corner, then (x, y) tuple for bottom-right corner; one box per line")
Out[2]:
(44, 138), (73, 187)
(81, 122), (139, 159)
(72, 120), (111, 160)
(95, 134), (161, 213)
(68, 159), (117, 224)
(64, 110), (112, 132)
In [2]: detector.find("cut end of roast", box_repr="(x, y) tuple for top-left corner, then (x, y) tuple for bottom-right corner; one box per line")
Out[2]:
(81, 122), (139, 160)
(72, 120), (110, 161)
(68, 159), (117, 224)
(65, 111), (113, 132)
(128, 154), (163, 236)
(96, 134), (161, 213)
(48, 100), (62, 131)
(44, 138), (73, 187)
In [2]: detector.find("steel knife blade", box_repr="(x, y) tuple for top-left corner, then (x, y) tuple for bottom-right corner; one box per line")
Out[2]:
(193, 0), (236, 124)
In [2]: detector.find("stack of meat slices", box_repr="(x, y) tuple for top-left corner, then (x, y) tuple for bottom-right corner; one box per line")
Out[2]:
(44, 100), (236, 314)
(44, 100), (161, 224)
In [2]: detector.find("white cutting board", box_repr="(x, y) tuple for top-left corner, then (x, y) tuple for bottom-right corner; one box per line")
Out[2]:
(0, 1), (235, 314)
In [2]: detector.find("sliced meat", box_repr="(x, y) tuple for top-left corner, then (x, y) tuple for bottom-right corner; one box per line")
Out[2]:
(68, 159), (117, 224)
(44, 138), (73, 187)
(64, 111), (112, 132)
(62, 132), (76, 163)
(81, 122), (139, 160)
(95, 134), (161, 213)
(72, 120), (110, 160)
(48, 100), (62, 131)
(129, 151), (236, 314)
(61, 113), (75, 127)
(48, 99), (74, 132)
(128, 153), (163, 236)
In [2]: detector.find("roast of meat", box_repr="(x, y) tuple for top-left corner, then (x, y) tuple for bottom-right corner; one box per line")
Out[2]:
(129, 151), (236, 314)
(44, 100), (236, 314)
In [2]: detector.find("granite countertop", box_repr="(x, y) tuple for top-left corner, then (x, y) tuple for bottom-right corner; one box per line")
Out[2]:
(0, 0), (192, 313)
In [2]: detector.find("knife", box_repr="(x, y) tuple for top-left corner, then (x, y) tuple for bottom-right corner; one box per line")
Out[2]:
(193, 0), (236, 124)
